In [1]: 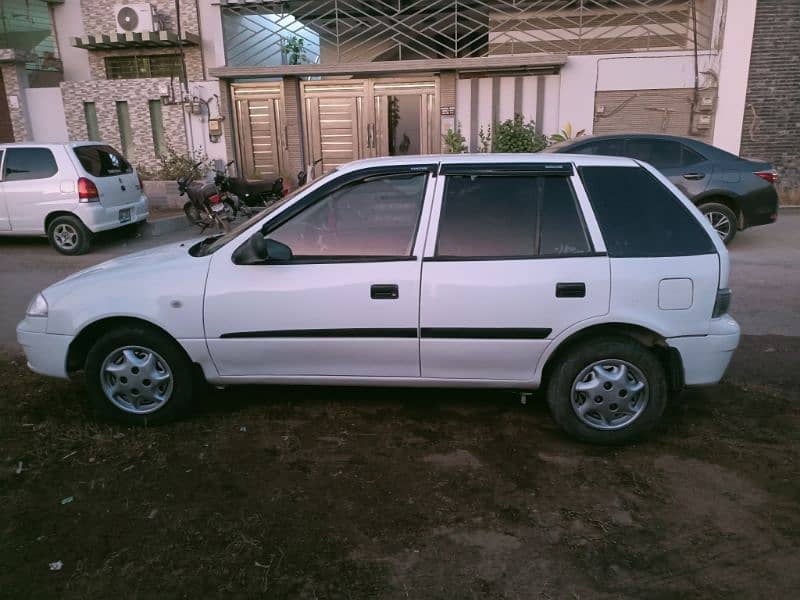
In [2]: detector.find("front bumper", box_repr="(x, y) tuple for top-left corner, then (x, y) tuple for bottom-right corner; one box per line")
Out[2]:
(78, 195), (149, 233)
(666, 315), (740, 386)
(16, 318), (72, 379)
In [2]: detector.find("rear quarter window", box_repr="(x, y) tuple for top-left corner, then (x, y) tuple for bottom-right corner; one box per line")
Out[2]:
(3, 148), (58, 181)
(73, 145), (132, 177)
(579, 166), (715, 257)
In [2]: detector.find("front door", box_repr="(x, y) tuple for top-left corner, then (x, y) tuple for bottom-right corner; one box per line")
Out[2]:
(302, 78), (439, 175)
(203, 165), (436, 378)
(419, 164), (611, 381)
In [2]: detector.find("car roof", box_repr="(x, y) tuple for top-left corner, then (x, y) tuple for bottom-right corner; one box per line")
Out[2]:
(545, 132), (740, 161)
(336, 152), (639, 173)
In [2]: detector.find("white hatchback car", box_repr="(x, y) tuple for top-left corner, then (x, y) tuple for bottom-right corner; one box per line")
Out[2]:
(0, 142), (148, 254)
(17, 154), (740, 443)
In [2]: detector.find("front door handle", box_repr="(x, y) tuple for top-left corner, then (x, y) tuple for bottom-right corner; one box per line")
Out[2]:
(682, 172), (705, 180)
(371, 284), (399, 300)
(556, 282), (586, 298)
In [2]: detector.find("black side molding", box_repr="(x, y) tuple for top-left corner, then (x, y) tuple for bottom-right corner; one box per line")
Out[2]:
(556, 282), (586, 298)
(421, 328), (551, 340)
(221, 328), (417, 339)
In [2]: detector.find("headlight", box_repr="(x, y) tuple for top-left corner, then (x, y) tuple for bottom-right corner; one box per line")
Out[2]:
(26, 293), (49, 317)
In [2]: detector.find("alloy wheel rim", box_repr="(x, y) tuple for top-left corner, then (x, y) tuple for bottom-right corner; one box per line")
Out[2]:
(705, 211), (732, 239)
(100, 346), (174, 415)
(570, 359), (649, 430)
(54, 224), (78, 249)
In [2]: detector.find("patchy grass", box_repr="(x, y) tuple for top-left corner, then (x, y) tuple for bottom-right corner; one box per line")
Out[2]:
(1, 351), (799, 599)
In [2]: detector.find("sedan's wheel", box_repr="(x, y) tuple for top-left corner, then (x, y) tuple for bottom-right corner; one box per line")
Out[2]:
(699, 202), (737, 244)
(101, 346), (174, 415)
(47, 215), (91, 255)
(86, 326), (195, 425)
(547, 337), (667, 444)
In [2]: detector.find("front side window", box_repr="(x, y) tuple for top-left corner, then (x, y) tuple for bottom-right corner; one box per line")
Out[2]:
(580, 166), (715, 257)
(4, 148), (58, 181)
(435, 175), (590, 258)
(268, 173), (427, 258)
(74, 145), (132, 177)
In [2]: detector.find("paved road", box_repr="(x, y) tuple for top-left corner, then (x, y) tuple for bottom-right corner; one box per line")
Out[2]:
(1, 210), (798, 349)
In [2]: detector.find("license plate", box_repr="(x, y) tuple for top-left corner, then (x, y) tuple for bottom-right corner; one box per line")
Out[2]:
(211, 203), (224, 213)
(118, 208), (131, 223)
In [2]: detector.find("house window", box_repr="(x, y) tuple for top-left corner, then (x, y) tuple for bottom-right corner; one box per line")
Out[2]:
(84, 102), (100, 141)
(105, 55), (182, 79)
(149, 100), (166, 157)
(116, 101), (133, 157)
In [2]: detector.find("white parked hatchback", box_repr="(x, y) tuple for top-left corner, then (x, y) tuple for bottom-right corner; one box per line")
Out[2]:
(0, 142), (148, 254)
(17, 154), (740, 443)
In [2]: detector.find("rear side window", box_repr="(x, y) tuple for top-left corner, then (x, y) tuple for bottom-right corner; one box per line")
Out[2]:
(625, 139), (705, 169)
(73, 145), (132, 177)
(579, 166), (715, 257)
(3, 148), (58, 181)
(435, 175), (591, 258)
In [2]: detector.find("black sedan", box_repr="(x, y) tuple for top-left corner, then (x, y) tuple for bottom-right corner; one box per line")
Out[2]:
(546, 133), (779, 243)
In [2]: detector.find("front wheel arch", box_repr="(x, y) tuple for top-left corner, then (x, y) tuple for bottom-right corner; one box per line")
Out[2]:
(67, 316), (190, 374)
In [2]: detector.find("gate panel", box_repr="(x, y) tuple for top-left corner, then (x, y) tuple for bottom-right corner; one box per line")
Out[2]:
(232, 84), (285, 181)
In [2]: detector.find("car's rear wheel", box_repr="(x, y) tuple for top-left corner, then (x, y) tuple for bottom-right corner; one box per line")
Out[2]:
(546, 337), (667, 444)
(47, 215), (91, 255)
(85, 325), (194, 425)
(699, 202), (737, 244)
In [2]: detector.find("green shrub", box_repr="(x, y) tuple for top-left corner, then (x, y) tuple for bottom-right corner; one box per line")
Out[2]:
(491, 114), (547, 153)
(442, 123), (467, 153)
(155, 146), (213, 181)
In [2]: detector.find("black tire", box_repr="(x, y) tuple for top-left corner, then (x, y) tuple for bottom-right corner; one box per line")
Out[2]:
(546, 337), (667, 445)
(698, 202), (737, 244)
(47, 215), (91, 255)
(222, 199), (237, 221)
(85, 325), (195, 425)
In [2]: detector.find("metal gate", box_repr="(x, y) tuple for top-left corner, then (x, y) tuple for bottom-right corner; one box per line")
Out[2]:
(302, 78), (439, 175)
(231, 83), (286, 181)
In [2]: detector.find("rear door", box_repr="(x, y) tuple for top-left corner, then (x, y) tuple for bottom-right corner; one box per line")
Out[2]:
(71, 144), (141, 210)
(624, 138), (712, 199)
(1, 147), (61, 232)
(0, 149), (9, 231)
(419, 163), (610, 381)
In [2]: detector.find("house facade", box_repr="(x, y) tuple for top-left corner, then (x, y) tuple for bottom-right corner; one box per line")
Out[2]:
(2, 0), (793, 196)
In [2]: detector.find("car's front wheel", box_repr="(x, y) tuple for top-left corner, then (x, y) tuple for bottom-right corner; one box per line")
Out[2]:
(699, 202), (737, 244)
(546, 337), (668, 444)
(85, 325), (195, 425)
(47, 215), (91, 255)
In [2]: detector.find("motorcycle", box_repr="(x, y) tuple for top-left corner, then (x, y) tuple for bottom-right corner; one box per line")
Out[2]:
(179, 164), (231, 233)
(214, 160), (285, 209)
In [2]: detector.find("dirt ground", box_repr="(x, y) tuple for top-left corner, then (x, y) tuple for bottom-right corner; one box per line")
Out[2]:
(1, 334), (799, 599)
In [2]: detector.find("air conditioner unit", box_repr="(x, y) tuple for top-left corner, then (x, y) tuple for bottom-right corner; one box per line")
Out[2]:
(115, 4), (159, 34)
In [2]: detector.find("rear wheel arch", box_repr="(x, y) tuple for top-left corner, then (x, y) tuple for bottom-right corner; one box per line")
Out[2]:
(540, 323), (683, 393)
(694, 193), (743, 228)
(44, 210), (86, 232)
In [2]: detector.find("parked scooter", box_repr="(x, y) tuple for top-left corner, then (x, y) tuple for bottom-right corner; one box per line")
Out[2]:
(179, 164), (230, 233)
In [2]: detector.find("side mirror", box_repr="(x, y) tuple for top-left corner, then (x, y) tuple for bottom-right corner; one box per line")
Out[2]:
(232, 233), (292, 265)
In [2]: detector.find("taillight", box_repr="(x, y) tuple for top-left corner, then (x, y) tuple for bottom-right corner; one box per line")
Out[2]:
(78, 177), (99, 202)
(754, 170), (778, 184)
(712, 288), (731, 318)
(209, 194), (221, 204)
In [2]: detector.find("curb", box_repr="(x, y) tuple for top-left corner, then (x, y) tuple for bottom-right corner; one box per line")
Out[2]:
(140, 214), (192, 237)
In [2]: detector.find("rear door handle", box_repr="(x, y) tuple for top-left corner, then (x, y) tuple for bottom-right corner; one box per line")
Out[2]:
(682, 172), (705, 180)
(371, 284), (399, 300)
(556, 282), (586, 298)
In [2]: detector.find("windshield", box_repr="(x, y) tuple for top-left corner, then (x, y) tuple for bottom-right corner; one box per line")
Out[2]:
(193, 177), (325, 256)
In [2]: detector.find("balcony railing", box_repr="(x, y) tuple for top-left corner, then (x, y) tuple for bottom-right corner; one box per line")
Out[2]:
(220, 0), (720, 67)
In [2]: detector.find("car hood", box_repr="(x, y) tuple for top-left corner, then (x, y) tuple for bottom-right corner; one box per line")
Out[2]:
(42, 238), (213, 337)
(50, 238), (205, 289)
